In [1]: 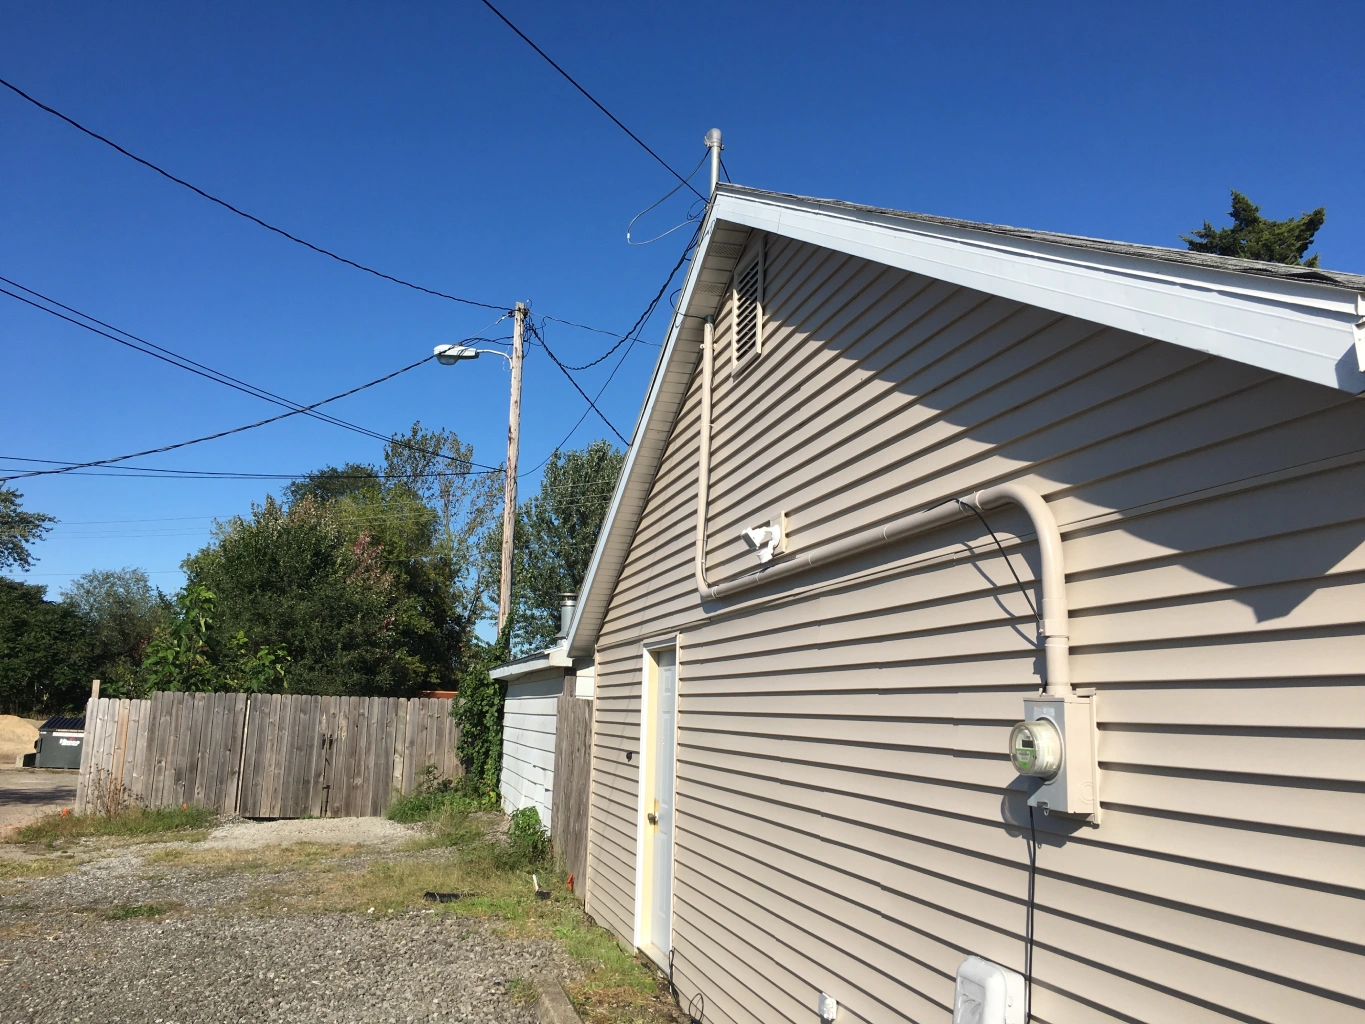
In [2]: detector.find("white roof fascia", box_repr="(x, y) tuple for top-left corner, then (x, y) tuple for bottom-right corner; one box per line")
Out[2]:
(566, 186), (1365, 659)
(714, 189), (1365, 394)
(489, 644), (572, 681)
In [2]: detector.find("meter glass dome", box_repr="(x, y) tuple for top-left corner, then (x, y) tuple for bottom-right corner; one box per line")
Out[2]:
(1009, 718), (1063, 778)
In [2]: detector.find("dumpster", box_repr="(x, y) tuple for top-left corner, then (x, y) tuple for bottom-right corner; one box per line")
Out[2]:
(34, 715), (85, 769)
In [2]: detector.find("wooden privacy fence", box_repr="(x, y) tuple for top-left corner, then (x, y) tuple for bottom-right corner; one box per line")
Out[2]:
(76, 691), (459, 817)
(551, 686), (593, 892)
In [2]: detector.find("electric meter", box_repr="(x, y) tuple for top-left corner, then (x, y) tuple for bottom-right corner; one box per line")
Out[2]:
(1009, 718), (1063, 778)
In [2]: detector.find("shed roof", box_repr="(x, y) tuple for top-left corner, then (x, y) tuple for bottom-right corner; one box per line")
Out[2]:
(565, 184), (1365, 658)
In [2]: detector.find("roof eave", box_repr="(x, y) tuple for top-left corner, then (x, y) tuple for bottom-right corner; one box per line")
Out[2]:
(566, 184), (1365, 659)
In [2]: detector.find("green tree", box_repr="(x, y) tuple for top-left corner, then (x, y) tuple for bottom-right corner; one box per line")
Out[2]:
(487, 440), (625, 655)
(0, 486), (55, 572)
(140, 584), (287, 694)
(184, 496), (410, 696)
(285, 462), (383, 505)
(0, 578), (90, 716)
(60, 568), (169, 697)
(282, 424), (503, 690)
(1182, 190), (1326, 267)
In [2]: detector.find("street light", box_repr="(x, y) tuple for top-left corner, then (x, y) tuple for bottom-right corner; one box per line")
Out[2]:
(433, 345), (511, 365)
(434, 303), (526, 639)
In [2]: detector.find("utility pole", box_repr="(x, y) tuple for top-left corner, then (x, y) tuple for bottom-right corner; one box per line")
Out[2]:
(498, 302), (526, 638)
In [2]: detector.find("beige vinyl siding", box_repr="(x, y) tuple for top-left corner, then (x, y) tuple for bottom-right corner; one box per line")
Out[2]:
(585, 233), (1365, 1023)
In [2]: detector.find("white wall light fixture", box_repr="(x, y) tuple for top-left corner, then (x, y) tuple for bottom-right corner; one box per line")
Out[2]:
(952, 957), (1024, 1024)
(740, 519), (785, 563)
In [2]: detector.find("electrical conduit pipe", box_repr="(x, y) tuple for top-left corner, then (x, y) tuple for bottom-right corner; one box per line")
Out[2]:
(693, 318), (1072, 698)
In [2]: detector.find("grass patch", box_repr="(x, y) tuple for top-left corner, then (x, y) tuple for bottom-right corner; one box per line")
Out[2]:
(0, 852), (78, 882)
(505, 977), (538, 1005)
(277, 802), (677, 1022)
(100, 902), (177, 921)
(9, 806), (216, 845)
(387, 770), (497, 825)
(144, 841), (354, 873)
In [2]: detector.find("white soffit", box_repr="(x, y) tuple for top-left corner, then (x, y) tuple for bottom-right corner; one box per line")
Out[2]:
(713, 189), (1365, 395)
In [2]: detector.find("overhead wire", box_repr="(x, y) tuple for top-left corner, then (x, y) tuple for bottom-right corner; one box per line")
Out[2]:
(523, 222), (702, 468)
(476, 0), (707, 203)
(530, 324), (629, 446)
(627, 150), (709, 246)
(0, 356), (453, 484)
(0, 276), (507, 472)
(0, 76), (509, 312)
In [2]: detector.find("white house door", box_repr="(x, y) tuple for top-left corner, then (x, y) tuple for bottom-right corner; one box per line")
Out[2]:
(648, 646), (677, 958)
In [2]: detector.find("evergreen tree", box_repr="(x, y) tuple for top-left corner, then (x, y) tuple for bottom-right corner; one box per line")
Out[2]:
(1182, 191), (1326, 267)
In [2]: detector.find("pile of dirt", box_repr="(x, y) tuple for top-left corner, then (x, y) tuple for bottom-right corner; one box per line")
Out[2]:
(0, 715), (39, 767)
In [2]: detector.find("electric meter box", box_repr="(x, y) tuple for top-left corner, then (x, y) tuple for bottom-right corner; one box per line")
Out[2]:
(1021, 696), (1099, 822)
(952, 956), (1024, 1024)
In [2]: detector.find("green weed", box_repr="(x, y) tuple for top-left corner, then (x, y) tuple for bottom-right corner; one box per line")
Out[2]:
(101, 902), (176, 920)
(10, 806), (216, 845)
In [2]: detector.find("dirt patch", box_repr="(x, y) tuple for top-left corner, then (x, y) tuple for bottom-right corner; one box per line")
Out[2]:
(0, 768), (77, 834)
(201, 815), (416, 850)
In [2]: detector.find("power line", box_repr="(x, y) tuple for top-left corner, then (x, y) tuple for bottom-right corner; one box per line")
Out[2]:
(529, 323), (629, 446)
(476, 0), (706, 202)
(525, 223), (701, 463)
(0, 75), (672, 351)
(0, 76), (509, 312)
(0, 356), (444, 484)
(550, 223), (700, 372)
(539, 313), (660, 347)
(0, 276), (507, 472)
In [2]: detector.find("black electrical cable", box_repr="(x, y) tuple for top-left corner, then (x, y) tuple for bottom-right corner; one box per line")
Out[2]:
(525, 223), (701, 464)
(0, 76), (509, 313)
(0, 356), (443, 483)
(0, 276), (506, 472)
(531, 324), (629, 446)
(538, 313), (659, 347)
(553, 224), (701, 371)
(0, 456), (500, 482)
(627, 150), (709, 246)
(960, 498), (1041, 1021)
(476, 0), (706, 202)
(956, 500), (1041, 621)
(1025, 806), (1038, 1023)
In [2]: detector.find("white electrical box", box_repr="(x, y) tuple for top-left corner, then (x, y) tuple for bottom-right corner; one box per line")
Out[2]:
(817, 991), (838, 1021)
(952, 956), (1024, 1024)
(1016, 695), (1099, 822)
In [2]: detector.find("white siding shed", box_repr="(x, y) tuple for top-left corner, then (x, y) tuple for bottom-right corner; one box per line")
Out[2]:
(497, 666), (563, 826)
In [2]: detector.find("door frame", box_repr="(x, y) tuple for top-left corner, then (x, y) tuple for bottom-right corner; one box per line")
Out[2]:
(632, 635), (680, 963)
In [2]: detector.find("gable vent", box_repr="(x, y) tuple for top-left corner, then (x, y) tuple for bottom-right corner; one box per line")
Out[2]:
(731, 243), (764, 373)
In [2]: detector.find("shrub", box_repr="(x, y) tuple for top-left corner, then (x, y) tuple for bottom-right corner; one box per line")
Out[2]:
(387, 765), (495, 824)
(504, 806), (550, 867)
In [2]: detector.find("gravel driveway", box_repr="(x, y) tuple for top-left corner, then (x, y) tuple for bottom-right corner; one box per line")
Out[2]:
(4, 910), (549, 1023)
(0, 819), (572, 1024)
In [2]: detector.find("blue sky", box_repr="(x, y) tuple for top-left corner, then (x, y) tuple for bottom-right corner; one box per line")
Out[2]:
(3, 0), (1362, 599)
